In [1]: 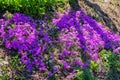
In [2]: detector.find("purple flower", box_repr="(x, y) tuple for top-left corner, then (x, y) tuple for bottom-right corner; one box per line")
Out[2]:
(5, 41), (11, 49)
(113, 47), (120, 54)
(0, 12), (52, 72)
(61, 60), (70, 69)
(53, 66), (59, 72)
(76, 60), (84, 67)
(48, 71), (53, 76)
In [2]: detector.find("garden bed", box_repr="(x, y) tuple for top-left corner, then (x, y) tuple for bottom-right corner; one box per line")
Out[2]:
(0, 0), (120, 80)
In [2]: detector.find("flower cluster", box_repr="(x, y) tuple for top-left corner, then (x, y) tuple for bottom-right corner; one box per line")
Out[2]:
(0, 13), (50, 71)
(53, 10), (120, 61)
(0, 10), (120, 79)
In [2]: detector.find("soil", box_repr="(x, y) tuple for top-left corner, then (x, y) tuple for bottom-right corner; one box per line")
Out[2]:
(79, 0), (120, 33)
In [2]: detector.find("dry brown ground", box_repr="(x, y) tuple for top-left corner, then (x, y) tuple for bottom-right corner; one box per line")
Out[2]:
(79, 0), (120, 33)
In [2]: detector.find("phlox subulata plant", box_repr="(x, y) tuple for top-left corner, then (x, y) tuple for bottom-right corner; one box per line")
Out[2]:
(0, 9), (120, 79)
(0, 13), (51, 71)
(53, 10), (120, 61)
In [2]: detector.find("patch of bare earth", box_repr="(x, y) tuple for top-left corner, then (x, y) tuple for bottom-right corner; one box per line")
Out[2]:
(79, 0), (120, 33)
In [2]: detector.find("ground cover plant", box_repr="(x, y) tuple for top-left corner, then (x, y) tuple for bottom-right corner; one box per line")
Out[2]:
(0, 0), (68, 18)
(0, 0), (120, 80)
(0, 0), (55, 15)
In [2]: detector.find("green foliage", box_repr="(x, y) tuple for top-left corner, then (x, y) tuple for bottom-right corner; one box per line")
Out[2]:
(74, 70), (83, 80)
(99, 49), (120, 80)
(75, 49), (120, 80)
(82, 70), (98, 80)
(0, 65), (8, 80)
(106, 51), (120, 80)
(75, 66), (98, 80)
(0, 0), (57, 18)
(99, 49), (120, 71)
(0, 55), (26, 80)
(10, 54), (25, 69)
(0, 0), (69, 18)
(3, 11), (13, 19)
(1, 65), (7, 71)
(14, 76), (25, 80)
(54, 0), (69, 13)
(99, 49), (111, 72)
(108, 52), (120, 68)
(90, 61), (99, 72)
(0, 74), (8, 80)
(75, 69), (98, 80)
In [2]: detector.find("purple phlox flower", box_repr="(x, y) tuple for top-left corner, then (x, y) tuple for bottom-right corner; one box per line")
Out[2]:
(5, 41), (11, 49)
(53, 65), (59, 72)
(75, 60), (84, 67)
(61, 60), (70, 69)
(113, 47), (120, 54)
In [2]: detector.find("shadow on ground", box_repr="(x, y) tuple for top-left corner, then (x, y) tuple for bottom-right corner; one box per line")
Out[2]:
(84, 0), (119, 33)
